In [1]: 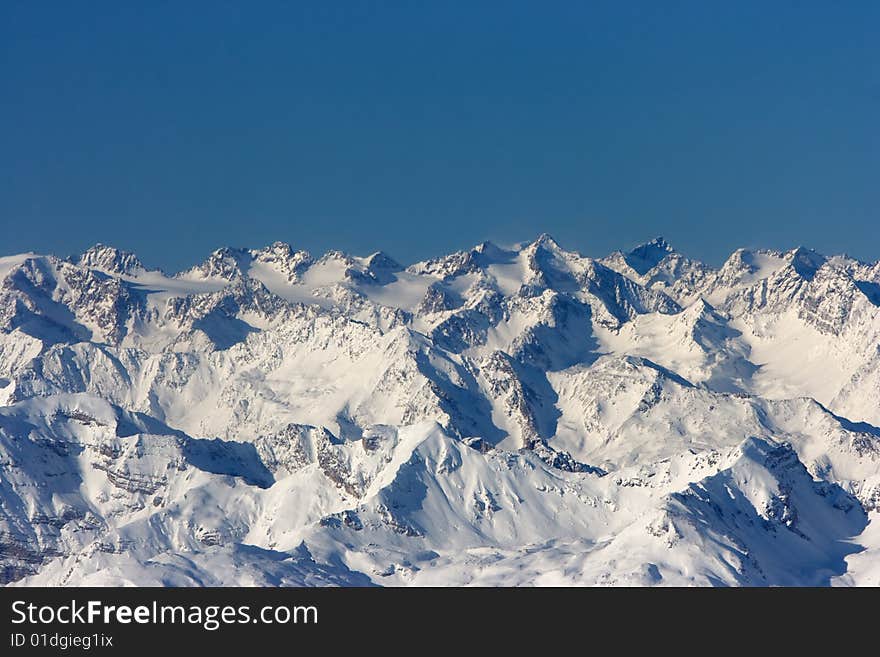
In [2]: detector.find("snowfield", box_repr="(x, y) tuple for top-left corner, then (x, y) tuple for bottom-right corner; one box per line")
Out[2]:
(1, 236), (879, 586)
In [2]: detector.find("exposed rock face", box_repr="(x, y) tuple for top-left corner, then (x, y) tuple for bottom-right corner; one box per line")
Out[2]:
(1, 236), (880, 586)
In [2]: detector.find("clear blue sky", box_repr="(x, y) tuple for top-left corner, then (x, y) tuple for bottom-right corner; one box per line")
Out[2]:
(2, 1), (877, 271)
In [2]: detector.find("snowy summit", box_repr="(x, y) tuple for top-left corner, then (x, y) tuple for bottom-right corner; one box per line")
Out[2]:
(1, 235), (879, 586)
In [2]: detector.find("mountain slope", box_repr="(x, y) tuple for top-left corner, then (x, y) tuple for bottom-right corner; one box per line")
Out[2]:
(1, 236), (879, 586)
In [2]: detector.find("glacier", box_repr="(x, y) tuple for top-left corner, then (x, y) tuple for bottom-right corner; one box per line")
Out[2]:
(1, 235), (879, 586)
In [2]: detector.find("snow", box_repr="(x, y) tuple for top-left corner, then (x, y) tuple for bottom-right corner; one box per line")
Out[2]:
(358, 271), (437, 311)
(738, 250), (787, 284)
(833, 512), (880, 586)
(298, 256), (349, 288)
(116, 269), (233, 319)
(0, 253), (34, 281)
(1, 235), (880, 586)
(738, 310), (858, 403)
(246, 260), (335, 308)
(485, 252), (530, 296)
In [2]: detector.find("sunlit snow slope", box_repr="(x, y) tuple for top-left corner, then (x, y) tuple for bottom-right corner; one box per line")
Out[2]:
(1, 236), (879, 586)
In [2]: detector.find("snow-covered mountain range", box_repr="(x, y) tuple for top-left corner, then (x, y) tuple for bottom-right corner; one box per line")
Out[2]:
(2, 235), (879, 586)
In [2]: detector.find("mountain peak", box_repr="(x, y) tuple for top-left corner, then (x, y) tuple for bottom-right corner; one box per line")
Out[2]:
(473, 240), (498, 254)
(633, 236), (674, 254)
(787, 246), (827, 281)
(77, 244), (144, 276)
(190, 247), (253, 280)
(365, 251), (402, 272)
(252, 241), (312, 263)
(624, 236), (676, 275)
(255, 241), (294, 256)
(471, 240), (511, 264)
(529, 233), (563, 251)
(2, 234), (880, 587)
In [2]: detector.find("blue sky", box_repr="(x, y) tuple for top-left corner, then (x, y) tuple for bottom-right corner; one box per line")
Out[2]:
(1, 1), (877, 271)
